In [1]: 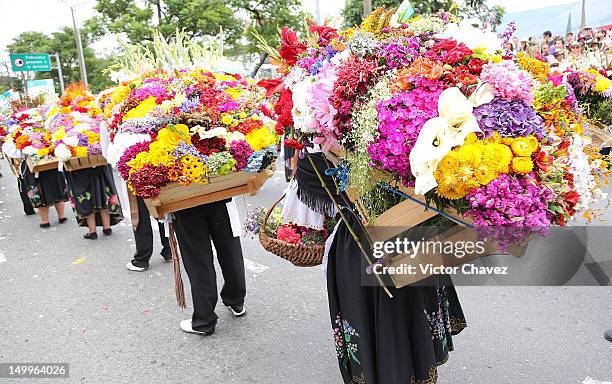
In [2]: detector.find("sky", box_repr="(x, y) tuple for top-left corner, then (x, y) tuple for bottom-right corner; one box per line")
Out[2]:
(0, 0), (602, 59)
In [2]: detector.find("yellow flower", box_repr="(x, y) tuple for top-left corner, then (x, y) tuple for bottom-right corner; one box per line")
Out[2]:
(52, 127), (66, 142)
(221, 114), (233, 126)
(75, 146), (88, 157)
(593, 73), (612, 93)
(87, 132), (100, 145)
(245, 127), (277, 151)
(37, 148), (49, 157)
(123, 96), (158, 120)
(483, 143), (512, 172)
(510, 136), (539, 156)
(511, 157), (534, 174)
(464, 132), (478, 144)
(239, 112), (247, 119)
(456, 142), (484, 165)
(474, 163), (496, 185)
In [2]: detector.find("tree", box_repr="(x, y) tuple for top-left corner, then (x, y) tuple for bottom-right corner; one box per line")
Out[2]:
(7, 27), (114, 94)
(228, 0), (308, 74)
(460, 3), (505, 31)
(86, 0), (243, 46)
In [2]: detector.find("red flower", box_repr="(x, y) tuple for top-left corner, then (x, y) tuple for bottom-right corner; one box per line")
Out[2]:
(307, 19), (339, 46)
(284, 138), (304, 150)
(192, 134), (227, 156)
(429, 39), (473, 64)
(535, 150), (553, 172)
(258, 78), (285, 98)
(564, 190), (580, 205)
(279, 27), (306, 65)
(467, 58), (485, 75)
(274, 88), (294, 129)
(276, 224), (301, 243)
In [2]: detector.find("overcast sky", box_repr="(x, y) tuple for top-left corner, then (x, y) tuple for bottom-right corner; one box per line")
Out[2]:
(0, 0), (584, 57)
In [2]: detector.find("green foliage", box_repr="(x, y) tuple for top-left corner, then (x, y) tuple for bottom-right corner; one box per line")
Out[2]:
(88, 0), (242, 48)
(6, 27), (113, 94)
(460, 3), (505, 30)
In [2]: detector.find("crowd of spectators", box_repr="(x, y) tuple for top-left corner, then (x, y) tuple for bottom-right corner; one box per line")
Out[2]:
(504, 26), (612, 71)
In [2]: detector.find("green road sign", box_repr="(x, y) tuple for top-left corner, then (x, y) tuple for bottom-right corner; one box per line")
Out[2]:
(9, 53), (52, 72)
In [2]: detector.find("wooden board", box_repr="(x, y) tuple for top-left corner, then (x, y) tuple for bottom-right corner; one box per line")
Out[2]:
(384, 225), (529, 288)
(63, 155), (108, 172)
(26, 157), (59, 173)
(145, 167), (275, 218)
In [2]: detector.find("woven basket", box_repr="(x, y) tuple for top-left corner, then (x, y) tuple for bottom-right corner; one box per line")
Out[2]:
(258, 194), (325, 267)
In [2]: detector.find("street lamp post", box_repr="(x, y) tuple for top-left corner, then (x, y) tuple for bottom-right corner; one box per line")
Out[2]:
(363, 0), (372, 17)
(70, 5), (88, 88)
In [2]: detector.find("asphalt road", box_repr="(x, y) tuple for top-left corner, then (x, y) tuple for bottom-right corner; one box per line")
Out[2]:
(0, 159), (610, 384)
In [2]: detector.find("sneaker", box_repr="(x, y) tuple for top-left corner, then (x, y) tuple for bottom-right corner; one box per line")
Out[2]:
(227, 304), (246, 317)
(179, 319), (214, 335)
(126, 261), (148, 272)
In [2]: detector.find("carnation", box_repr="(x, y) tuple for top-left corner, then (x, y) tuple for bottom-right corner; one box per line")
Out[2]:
(229, 140), (254, 171)
(474, 98), (545, 138)
(117, 141), (151, 180)
(480, 61), (534, 104)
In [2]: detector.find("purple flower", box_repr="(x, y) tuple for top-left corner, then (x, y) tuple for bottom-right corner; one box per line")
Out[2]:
(378, 36), (420, 69)
(474, 98), (545, 138)
(368, 77), (444, 183)
(229, 140), (254, 171)
(480, 61), (534, 104)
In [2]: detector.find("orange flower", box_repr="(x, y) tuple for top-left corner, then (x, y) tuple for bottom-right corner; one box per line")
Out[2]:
(393, 57), (445, 91)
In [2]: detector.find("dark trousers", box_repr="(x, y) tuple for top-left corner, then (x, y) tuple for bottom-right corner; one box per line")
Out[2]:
(18, 176), (35, 215)
(132, 197), (170, 265)
(173, 200), (246, 332)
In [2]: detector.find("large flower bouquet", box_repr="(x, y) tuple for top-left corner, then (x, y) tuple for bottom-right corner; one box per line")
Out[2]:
(263, 8), (610, 245)
(101, 33), (280, 199)
(45, 84), (104, 160)
(566, 68), (612, 127)
(2, 105), (55, 160)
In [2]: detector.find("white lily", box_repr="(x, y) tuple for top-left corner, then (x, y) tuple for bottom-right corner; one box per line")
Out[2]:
(410, 83), (494, 195)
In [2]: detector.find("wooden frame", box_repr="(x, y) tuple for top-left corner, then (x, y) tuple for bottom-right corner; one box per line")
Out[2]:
(145, 166), (275, 218)
(26, 157), (59, 173)
(63, 155), (108, 172)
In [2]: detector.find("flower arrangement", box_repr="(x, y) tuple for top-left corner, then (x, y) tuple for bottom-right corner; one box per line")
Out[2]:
(244, 206), (336, 247)
(45, 84), (103, 160)
(262, 7), (609, 245)
(1, 105), (55, 160)
(101, 33), (280, 199)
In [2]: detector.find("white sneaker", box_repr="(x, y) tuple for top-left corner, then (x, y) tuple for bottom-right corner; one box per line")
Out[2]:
(126, 261), (147, 272)
(179, 319), (213, 335)
(227, 305), (246, 317)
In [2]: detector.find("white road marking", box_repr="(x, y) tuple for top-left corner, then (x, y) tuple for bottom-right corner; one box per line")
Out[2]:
(0, 252), (6, 264)
(243, 258), (269, 276)
(583, 378), (612, 384)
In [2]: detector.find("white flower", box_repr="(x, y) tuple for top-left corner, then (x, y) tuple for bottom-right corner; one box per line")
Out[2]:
(22, 146), (38, 156)
(191, 126), (227, 139)
(410, 84), (494, 195)
(291, 77), (316, 135)
(63, 136), (79, 147)
(438, 21), (502, 56)
(223, 131), (246, 144)
(284, 67), (308, 91)
(1, 140), (21, 158)
(54, 143), (72, 160)
(106, 133), (151, 166)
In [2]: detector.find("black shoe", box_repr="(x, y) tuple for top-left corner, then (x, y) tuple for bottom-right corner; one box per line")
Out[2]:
(58, 217), (67, 224)
(226, 304), (246, 317)
(84, 232), (98, 240)
(25, 211), (36, 216)
(161, 250), (172, 262)
(39, 222), (50, 228)
(605, 329), (612, 342)
(103, 228), (112, 236)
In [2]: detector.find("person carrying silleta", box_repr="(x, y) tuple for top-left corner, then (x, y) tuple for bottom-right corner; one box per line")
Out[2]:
(64, 164), (123, 239)
(126, 193), (172, 271)
(172, 198), (246, 335)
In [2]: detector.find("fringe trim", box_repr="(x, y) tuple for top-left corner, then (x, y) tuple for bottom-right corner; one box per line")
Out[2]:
(296, 186), (336, 217)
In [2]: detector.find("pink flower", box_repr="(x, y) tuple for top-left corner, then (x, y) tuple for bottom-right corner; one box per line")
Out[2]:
(309, 62), (340, 151)
(480, 61), (534, 105)
(276, 225), (301, 244)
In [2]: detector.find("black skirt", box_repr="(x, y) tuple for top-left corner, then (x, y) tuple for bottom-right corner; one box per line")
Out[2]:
(65, 165), (124, 227)
(21, 162), (68, 208)
(327, 214), (467, 384)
